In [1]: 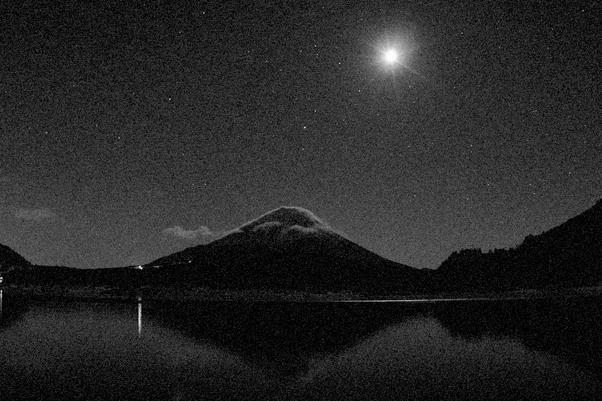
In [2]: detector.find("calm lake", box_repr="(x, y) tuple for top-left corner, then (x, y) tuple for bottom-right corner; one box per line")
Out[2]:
(1, 291), (601, 401)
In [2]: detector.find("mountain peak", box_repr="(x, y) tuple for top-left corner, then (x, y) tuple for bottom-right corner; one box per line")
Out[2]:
(147, 206), (419, 293)
(238, 206), (329, 233)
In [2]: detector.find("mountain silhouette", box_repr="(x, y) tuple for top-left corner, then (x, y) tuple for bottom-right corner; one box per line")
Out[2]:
(4, 201), (602, 295)
(147, 206), (425, 294)
(0, 243), (30, 271)
(435, 199), (602, 290)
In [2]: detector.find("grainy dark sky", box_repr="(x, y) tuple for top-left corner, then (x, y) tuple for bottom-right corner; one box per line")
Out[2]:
(1, 0), (600, 268)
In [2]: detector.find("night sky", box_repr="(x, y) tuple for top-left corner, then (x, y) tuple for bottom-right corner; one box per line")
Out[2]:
(1, 1), (600, 269)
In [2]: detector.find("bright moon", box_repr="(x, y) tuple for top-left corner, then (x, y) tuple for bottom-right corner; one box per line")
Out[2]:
(382, 48), (400, 65)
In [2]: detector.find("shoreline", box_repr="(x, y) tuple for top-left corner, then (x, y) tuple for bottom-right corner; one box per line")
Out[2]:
(3, 284), (602, 304)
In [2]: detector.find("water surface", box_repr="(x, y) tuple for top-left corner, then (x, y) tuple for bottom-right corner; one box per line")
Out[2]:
(1, 291), (601, 400)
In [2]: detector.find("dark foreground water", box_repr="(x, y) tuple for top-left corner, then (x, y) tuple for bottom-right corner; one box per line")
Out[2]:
(1, 291), (601, 401)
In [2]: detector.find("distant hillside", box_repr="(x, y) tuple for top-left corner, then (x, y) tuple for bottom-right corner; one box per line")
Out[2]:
(435, 199), (602, 290)
(147, 206), (426, 294)
(0, 243), (31, 271)
(6, 201), (602, 296)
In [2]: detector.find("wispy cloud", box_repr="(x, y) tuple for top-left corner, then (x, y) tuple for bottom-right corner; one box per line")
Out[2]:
(163, 225), (214, 240)
(14, 208), (57, 221)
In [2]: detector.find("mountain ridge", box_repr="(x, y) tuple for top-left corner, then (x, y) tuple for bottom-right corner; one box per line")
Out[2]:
(436, 198), (602, 290)
(0, 243), (31, 271)
(151, 206), (375, 266)
(147, 206), (423, 293)
(3, 200), (602, 294)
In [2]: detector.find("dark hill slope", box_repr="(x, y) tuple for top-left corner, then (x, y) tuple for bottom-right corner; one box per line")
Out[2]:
(436, 199), (602, 290)
(0, 243), (31, 271)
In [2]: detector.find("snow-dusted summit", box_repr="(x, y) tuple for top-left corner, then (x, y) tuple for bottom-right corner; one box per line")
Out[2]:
(239, 206), (329, 231)
(229, 206), (338, 244)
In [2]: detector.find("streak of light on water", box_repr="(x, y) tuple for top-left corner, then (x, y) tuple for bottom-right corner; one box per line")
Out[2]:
(333, 292), (602, 303)
(335, 297), (497, 303)
(137, 297), (142, 337)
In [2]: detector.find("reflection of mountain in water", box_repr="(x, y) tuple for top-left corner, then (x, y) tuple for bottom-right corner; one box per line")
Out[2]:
(0, 291), (29, 332)
(435, 297), (602, 382)
(144, 301), (428, 376)
(1, 293), (601, 389)
(144, 298), (602, 381)
(140, 297), (602, 382)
